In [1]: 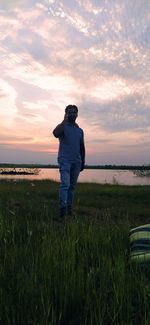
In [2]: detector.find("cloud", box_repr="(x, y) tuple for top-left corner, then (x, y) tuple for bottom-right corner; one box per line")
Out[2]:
(0, 79), (18, 124)
(0, 135), (33, 144)
(0, 0), (150, 164)
(80, 92), (150, 134)
(0, 0), (38, 11)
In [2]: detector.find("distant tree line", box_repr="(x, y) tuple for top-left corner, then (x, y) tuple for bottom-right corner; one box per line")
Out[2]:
(0, 163), (150, 170)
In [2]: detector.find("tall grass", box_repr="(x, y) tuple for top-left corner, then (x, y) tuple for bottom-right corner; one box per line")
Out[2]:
(0, 180), (150, 324)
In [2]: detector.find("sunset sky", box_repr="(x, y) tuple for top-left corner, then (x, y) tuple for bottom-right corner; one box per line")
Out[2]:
(0, 0), (150, 165)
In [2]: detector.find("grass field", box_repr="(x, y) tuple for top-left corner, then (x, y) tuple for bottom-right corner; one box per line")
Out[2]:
(0, 179), (150, 324)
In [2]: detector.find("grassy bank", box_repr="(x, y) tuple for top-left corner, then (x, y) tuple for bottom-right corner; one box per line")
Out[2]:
(0, 180), (150, 324)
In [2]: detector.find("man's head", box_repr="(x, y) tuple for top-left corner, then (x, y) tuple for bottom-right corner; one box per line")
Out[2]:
(65, 105), (78, 123)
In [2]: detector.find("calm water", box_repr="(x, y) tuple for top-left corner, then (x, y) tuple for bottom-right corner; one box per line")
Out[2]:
(0, 168), (150, 185)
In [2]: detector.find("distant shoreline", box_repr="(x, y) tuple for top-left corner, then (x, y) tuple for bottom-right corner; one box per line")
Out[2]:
(0, 163), (150, 170)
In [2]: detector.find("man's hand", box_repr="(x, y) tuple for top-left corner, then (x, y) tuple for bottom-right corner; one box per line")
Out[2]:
(80, 161), (85, 172)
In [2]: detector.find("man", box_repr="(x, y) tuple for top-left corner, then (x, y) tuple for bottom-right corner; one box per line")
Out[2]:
(53, 104), (85, 218)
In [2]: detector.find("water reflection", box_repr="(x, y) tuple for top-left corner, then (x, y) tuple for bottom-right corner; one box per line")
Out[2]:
(0, 168), (150, 185)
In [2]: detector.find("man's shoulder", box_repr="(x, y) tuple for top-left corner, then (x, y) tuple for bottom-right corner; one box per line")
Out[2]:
(78, 125), (84, 133)
(75, 123), (83, 131)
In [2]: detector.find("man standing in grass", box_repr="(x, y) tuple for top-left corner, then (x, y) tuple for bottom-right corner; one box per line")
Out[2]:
(53, 105), (85, 218)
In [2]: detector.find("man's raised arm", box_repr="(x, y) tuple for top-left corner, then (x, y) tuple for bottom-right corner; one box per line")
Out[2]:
(53, 121), (65, 138)
(53, 113), (68, 138)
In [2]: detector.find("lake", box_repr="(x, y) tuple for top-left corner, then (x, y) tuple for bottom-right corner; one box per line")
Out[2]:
(0, 168), (150, 185)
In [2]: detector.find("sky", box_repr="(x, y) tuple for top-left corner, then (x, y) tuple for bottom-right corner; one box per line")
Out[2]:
(0, 0), (150, 165)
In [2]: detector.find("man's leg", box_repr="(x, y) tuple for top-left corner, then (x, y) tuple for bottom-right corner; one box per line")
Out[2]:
(59, 161), (70, 217)
(67, 162), (81, 215)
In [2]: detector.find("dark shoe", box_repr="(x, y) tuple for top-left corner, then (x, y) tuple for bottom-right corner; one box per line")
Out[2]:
(67, 206), (72, 216)
(60, 207), (66, 218)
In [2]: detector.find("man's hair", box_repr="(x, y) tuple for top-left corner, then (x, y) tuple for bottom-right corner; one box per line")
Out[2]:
(65, 105), (78, 113)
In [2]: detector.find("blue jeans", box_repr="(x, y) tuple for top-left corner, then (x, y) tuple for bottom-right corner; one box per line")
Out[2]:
(58, 160), (81, 210)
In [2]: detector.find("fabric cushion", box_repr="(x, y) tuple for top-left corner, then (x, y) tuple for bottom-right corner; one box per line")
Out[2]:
(129, 224), (150, 263)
